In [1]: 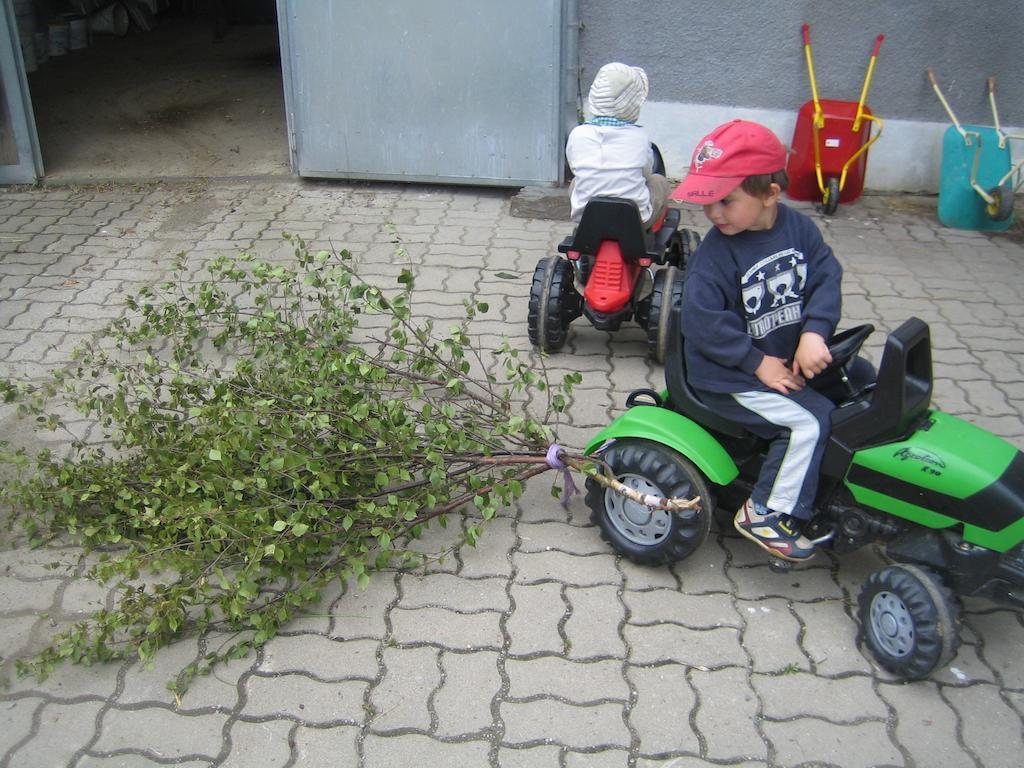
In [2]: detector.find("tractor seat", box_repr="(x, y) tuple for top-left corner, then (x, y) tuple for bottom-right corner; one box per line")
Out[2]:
(557, 197), (680, 263)
(663, 303), (747, 438)
(830, 317), (933, 449)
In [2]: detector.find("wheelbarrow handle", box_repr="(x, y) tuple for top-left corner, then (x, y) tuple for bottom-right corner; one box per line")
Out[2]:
(988, 76), (996, 95)
(926, 67), (937, 86)
(871, 34), (884, 57)
(802, 23), (811, 46)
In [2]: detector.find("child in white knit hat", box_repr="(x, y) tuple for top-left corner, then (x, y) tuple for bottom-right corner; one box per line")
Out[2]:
(565, 62), (669, 229)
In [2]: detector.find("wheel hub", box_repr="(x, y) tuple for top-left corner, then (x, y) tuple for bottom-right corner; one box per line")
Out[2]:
(605, 473), (670, 545)
(870, 590), (915, 658)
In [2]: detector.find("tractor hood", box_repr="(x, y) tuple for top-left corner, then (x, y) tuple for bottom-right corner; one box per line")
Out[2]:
(845, 410), (1024, 552)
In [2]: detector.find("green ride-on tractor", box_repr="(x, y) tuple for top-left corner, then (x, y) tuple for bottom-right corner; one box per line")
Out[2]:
(584, 304), (1024, 679)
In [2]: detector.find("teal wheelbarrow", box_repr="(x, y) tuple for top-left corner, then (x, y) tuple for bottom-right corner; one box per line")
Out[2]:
(928, 68), (1023, 230)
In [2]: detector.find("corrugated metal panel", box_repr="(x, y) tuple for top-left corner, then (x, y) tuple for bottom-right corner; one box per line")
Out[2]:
(0, 0), (43, 184)
(278, 0), (571, 186)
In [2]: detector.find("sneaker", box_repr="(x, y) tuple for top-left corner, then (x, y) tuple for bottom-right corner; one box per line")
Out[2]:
(733, 500), (816, 562)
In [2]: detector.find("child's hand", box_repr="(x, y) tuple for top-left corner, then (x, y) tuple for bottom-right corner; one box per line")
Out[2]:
(756, 355), (805, 394)
(793, 332), (832, 379)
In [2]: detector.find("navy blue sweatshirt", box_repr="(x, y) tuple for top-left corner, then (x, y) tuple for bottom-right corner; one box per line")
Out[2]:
(682, 203), (842, 393)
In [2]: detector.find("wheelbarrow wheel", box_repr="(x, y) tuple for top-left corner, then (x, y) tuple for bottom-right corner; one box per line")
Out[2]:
(986, 184), (1014, 222)
(822, 177), (841, 216)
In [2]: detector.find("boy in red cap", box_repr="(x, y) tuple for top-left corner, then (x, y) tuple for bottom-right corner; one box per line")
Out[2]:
(673, 119), (843, 562)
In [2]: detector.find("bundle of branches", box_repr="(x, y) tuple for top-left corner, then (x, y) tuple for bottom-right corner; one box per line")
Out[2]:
(0, 237), (695, 692)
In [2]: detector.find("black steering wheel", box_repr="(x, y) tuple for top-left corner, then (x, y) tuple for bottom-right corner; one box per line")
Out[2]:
(825, 324), (874, 373)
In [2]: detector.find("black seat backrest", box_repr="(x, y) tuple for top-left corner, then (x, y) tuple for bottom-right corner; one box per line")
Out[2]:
(664, 303), (748, 438)
(831, 317), (933, 449)
(562, 197), (649, 260)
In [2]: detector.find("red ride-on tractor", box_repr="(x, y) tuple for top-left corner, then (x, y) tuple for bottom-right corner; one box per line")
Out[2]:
(528, 197), (700, 363)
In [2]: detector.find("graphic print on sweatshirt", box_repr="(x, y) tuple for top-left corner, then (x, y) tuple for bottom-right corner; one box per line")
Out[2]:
(740, 248), (808, 339)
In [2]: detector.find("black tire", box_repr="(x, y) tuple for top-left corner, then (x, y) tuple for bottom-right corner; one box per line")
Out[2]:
(857, 564), (961, 679)
(577, 253), (594, 286)
(651, 143), (666, 176)
(665, 228), (700, 271)
(527, 255), (580, 352)
(585, 438), (712, 565)
(822, 177), (840, 215)
(646, 265), (684, 363)
(666, 232), (684, 270)
(986, 184), (1014, 222)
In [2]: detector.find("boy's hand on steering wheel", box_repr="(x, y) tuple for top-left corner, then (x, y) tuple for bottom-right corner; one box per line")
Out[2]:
(756, 355), (805, 394)
(793, 332), (832, 379)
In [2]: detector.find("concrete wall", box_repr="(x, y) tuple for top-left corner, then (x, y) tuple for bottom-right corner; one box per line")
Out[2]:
(578, 0), (1024, 193)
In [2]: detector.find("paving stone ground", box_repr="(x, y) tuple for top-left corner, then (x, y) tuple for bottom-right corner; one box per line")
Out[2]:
(1, 179), (1023, 767)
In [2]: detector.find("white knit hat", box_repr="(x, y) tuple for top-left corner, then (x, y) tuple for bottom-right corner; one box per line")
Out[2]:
(587, 63), (649, 122)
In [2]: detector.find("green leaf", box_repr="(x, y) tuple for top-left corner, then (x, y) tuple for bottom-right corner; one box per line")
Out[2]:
(208, 449), (222, 461)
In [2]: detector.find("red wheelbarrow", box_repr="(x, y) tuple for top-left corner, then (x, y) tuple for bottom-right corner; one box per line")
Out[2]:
(787, 24), (885, 215)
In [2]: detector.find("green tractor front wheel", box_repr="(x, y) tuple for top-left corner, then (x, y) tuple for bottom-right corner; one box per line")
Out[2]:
(857, 564), (961, 679)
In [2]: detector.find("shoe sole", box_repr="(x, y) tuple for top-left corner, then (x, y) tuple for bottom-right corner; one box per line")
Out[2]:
(733, 517), (816, 563)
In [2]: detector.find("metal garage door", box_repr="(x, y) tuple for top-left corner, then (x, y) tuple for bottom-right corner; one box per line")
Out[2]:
(0, 0), (42, 184)
(277, 0), (573, 186)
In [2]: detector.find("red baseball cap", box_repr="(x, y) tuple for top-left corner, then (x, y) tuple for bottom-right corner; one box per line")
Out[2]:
(671, 120), (787, 203)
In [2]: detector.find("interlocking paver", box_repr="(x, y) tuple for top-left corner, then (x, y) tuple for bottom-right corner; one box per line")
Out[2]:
(219, 718), (294, 768)
(752, 672), (887, 721)
(368, 646), (439, 732)
(290, 725), (359, 764)
(620, 560), (679, 590)
(506, 582), (566, 655)
(626, 663), (700, 755)
(399, 573), (509, 612)
(91, 706), (227, 761)
(564, 749), (632, 767)
(433, 649), (500, 738)
(945, 683), (1024, 768)
(762, 718), (901, 768)
(500, 699), (630, 749)
(459, 518), (516, 578)
(363, 734), (490, 767)
(691, 667), (766, 761)
(563, 585), (625, 659)
(389, 605), (503, 648)
(495, 745), (562, 766)
(513, 551), (620, 586)
(877, 681), (973, 766)
(0, 696), (41, 760)
(964, 609), (1024, 687)
(117, 639), (242, 711)
(737, 597), (808, 674)
(505, 656), (628, 703)
(624, 590), (741, 630)
(258, 635), (378, 681)
(789, 601), (872, 675)
(242, 673), (367, 725)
